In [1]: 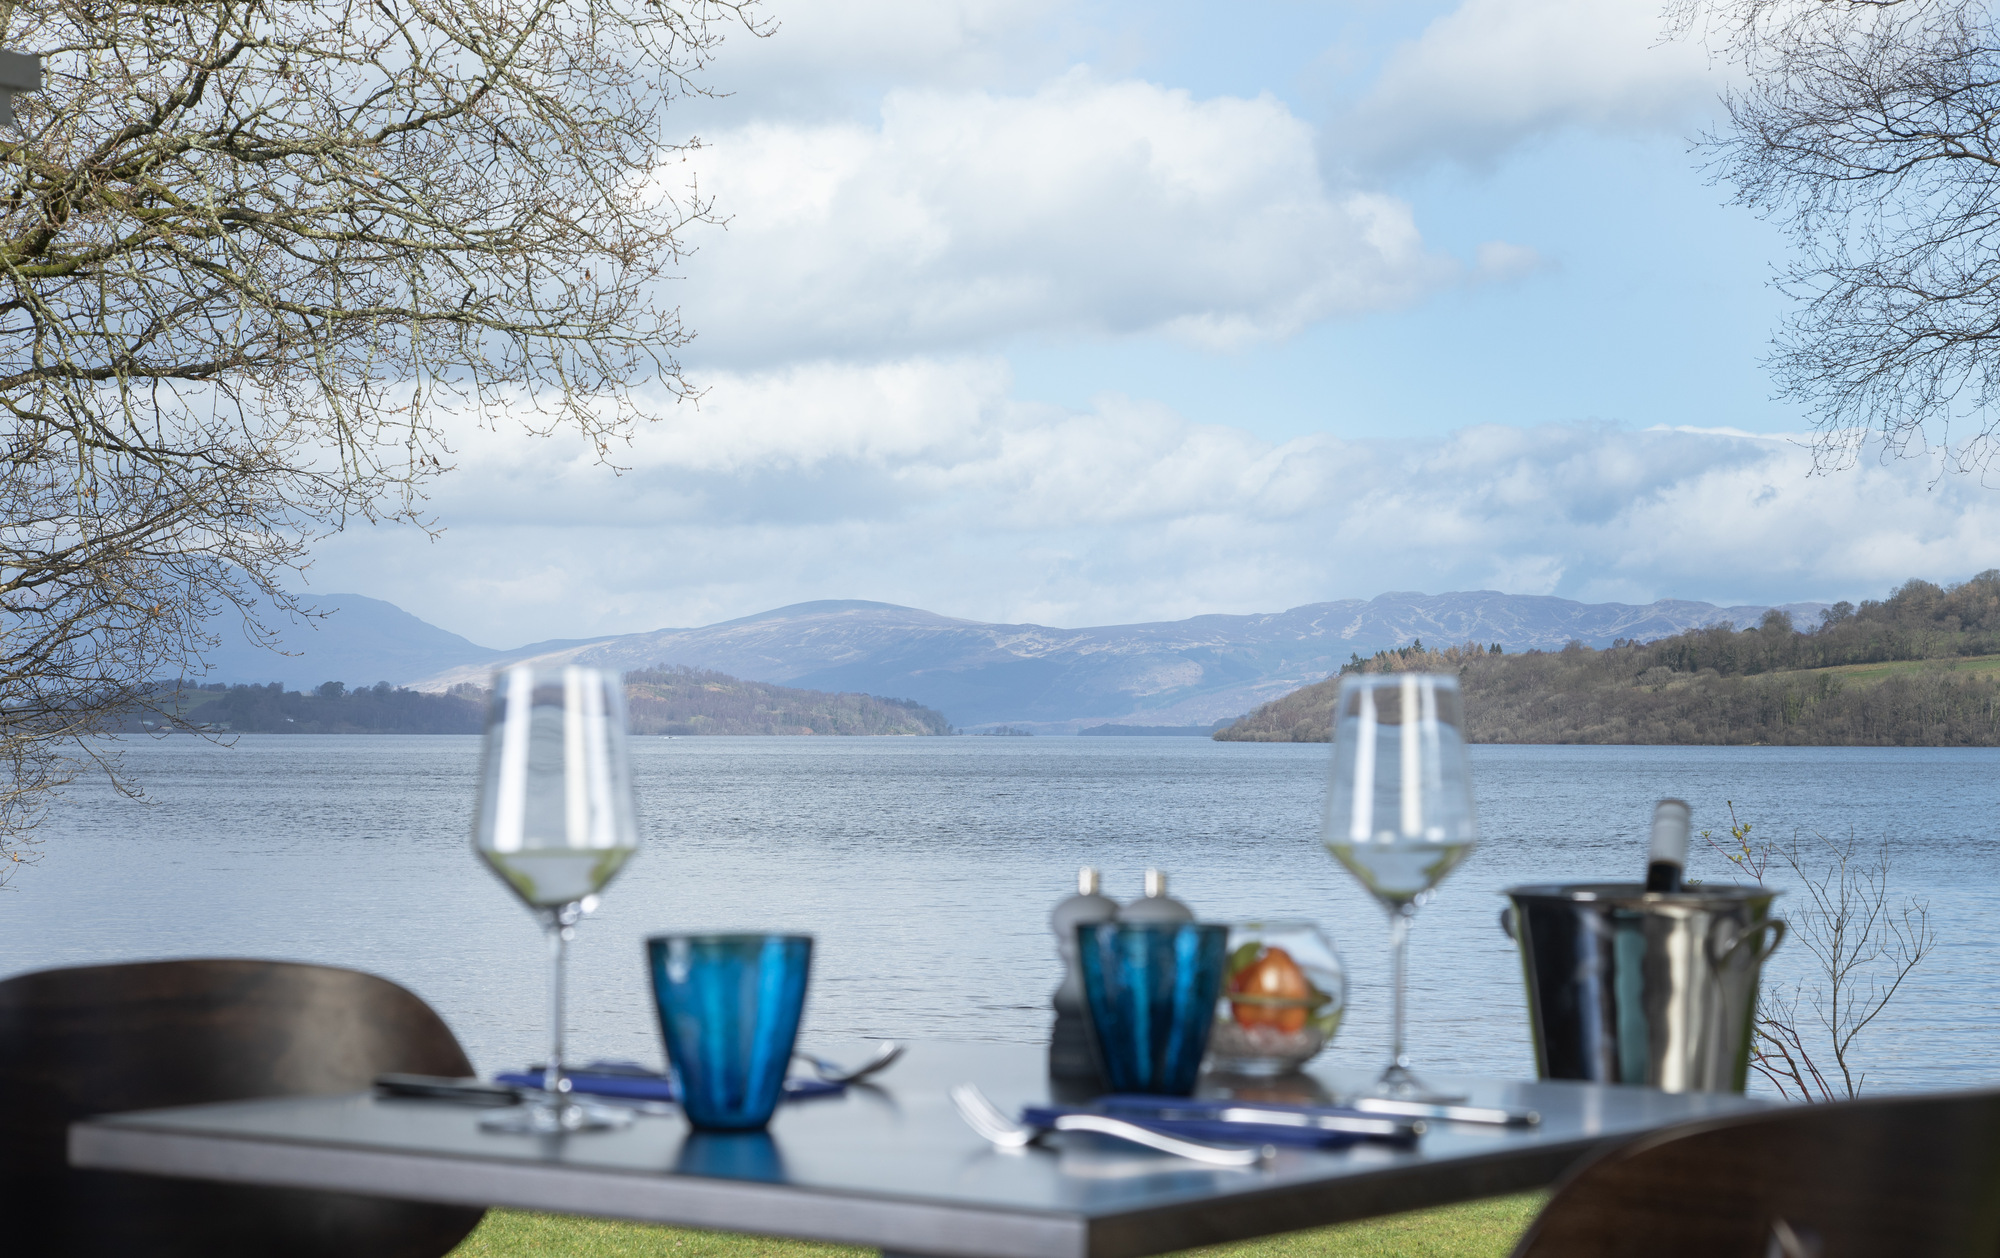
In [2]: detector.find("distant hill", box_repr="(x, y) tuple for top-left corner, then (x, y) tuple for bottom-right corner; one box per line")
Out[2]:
(182, 587), (1852, 728)
(193, 591), (515, 690)
(1217, 574), (2000, 746)
(624, 667), (949, 735)
(407, 593), (1829, 729)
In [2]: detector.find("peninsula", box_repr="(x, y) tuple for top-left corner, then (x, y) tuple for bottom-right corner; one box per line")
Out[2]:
(1217, 573), (2000, 747)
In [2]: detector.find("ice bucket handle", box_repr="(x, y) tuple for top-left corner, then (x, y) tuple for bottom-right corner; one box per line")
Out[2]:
(1499, 907), (1516, 940)
(1707, 918), (1787, 969)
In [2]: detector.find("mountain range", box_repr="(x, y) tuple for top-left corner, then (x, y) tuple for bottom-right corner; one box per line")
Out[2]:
(192, 591), (611, 693)
(198, 590), (1829, 730)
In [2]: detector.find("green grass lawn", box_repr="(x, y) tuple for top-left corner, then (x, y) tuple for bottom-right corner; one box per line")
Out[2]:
(450, 1194), (1543, 1258)
(1805, 653), (2000, 683)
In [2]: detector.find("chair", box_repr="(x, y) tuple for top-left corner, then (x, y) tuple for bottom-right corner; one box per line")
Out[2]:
(1511, 1087), (2000, 1257)
(0, 957), (487, 1257)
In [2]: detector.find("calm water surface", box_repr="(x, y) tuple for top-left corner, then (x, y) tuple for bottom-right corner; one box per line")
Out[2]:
(2, 737), (1993, 1096)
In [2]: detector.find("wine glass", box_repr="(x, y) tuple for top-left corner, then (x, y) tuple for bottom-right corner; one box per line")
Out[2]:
(1321, 673), (1477, 1102)
(473, 665), (641, 1133)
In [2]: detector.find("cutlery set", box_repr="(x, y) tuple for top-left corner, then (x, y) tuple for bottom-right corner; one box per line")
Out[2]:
(950, 1084), (1272, 1168)
(949, 1082), (1538, 1167)
(376, 1043), (905, 1115)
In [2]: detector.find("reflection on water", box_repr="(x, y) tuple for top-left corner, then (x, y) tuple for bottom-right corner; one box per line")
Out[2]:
(2, 737), (1994, 1095)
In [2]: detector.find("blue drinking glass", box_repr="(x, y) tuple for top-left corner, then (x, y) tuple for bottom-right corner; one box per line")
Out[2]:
(647, 932), (813, 1131)
(1077, 921), (1230, 1095)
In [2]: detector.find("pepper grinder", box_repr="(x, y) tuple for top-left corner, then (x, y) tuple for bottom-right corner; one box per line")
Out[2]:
(1119, 868), (1194, 923)
(1049, 866), (1117, 1085)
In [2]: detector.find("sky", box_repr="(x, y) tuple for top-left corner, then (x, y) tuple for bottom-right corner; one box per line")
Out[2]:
(305, 0), (2000, 648)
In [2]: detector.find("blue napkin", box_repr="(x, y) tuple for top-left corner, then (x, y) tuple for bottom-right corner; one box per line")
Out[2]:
(495, 1060), (844, 1103)
(1023, 1095), (1419, 1150)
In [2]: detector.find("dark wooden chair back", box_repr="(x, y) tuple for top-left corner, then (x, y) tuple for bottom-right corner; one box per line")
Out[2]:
(1512, 1088), (2000, 1257)
(0, 957), (487, 1257)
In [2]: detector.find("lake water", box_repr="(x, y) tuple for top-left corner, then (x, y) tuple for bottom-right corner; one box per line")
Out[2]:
(2, 737), (1993, 1097)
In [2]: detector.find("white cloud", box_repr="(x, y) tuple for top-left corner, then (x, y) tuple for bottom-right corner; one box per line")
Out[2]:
(689, 0), (1071, 121)
(1339, 0), (1723, 168)
(307, 359), (2000, 645)
(674, 71), (1485, 362)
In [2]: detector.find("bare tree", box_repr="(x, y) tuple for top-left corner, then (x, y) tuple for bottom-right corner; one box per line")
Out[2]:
(1670, 0), (2000, 473)
(1705, 807), (1934, 1100)
(0, 0), (761, 885)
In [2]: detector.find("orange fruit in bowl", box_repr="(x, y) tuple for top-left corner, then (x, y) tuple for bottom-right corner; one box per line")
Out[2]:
(1227, 945), (1312, 1032)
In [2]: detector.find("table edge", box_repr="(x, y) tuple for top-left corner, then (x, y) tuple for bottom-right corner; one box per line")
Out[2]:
(70, 1099), (1663, 1258)
(71, 1119), (1089, 1258)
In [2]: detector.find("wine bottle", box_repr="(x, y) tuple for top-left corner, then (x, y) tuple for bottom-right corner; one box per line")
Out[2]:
(1643, 798), (1691, 892)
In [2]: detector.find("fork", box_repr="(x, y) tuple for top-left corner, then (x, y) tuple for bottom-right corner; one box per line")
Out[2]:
(950, 1084), (1270, 1168)
(794, 1041), (906, 1085)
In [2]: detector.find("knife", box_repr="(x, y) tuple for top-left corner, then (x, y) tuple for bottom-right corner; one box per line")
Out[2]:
(1345, 1097), (1540, 1127)
(373, 1073), (523, 1106)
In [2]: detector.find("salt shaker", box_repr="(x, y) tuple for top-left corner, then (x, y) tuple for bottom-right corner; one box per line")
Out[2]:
(1119, 868), (1194, 922)
(1048, 866), (1117, 1083)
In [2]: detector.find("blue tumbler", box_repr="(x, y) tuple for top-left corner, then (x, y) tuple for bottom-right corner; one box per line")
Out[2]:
(1077, 921), (1229, 1095)
(647, 932), (813, 1130)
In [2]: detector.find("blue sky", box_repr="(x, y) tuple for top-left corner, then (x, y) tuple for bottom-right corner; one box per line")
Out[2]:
(308, 0), (1998, 647)
(999, 0), (1800, 442)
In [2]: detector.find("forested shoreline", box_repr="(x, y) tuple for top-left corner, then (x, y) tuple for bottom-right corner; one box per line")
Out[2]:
(1217, 573), (2000, 746)
(148, 669), (952, 736)
(623, 667), (951, 735)
(173, 681), (487, 733)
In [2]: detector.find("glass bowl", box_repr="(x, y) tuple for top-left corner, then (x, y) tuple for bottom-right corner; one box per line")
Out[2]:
(1206, 921), (1346, 1076)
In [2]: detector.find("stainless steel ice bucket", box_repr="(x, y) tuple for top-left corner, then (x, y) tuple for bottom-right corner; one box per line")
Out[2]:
(1501, 883), (1786, 1093)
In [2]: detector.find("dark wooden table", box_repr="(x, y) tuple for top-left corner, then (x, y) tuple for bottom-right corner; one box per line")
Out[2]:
(70, 1041), (1766, 1258)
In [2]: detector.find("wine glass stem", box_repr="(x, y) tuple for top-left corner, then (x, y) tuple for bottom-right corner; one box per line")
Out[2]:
(1388, 904), (1413, 1072)
(543, 908), (573, 1102)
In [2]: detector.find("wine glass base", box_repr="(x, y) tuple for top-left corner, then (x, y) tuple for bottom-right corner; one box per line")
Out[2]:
(478, 1096), (635, 1134)
(1362, 1063), (1466, 1105)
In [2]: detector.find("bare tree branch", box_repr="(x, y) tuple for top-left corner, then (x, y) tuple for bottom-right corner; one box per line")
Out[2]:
(0, 0), (766, 884)
(1673, 0), (2000, 473)
(1715, 807), (1935, 1100)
